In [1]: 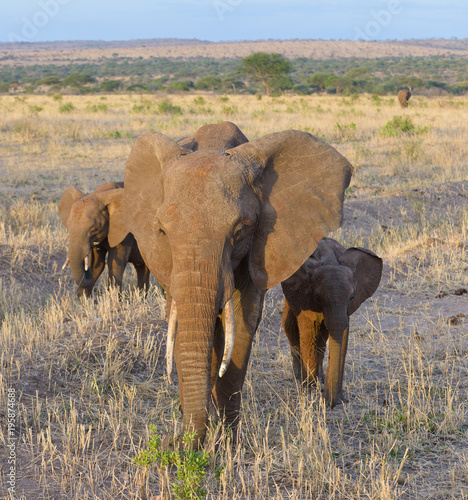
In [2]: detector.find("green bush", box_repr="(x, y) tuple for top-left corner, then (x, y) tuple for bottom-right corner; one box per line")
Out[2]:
(133, 428), (209, 500)
(100, 80), (121, 92)
(292, 84), (311, 95)
(58, 102), (76, 113)
(28, 104), (43, 114)
(379, 115), (429, 138)
(335, 121), (357, 141)
(158, 98), (183, 115)
(86, 103), (108, 112)
(168, 80), (194, 92)
(221, 105), (238, 116)
(126, 83), (149, 92)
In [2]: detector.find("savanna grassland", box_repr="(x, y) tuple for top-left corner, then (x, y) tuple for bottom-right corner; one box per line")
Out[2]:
(0, 92), (467, 499)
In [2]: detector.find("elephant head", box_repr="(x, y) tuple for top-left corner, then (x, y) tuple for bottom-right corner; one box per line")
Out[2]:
(123, 122), (353, 446)
(58, 182), (128, 296)
(282, 238), (382, 407)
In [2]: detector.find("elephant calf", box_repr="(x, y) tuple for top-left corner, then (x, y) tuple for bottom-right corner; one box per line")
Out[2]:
(58, 182), (150, 297)
(281, 238), (382, 407)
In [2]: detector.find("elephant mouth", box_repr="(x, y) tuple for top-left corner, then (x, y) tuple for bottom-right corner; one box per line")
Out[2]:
(166, 296), (235, 384)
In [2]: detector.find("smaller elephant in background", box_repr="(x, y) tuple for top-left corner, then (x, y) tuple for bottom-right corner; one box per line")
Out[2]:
(398, 89), (411, 108)
(281, 238), (382, 408)
(58, 182), (150, 298)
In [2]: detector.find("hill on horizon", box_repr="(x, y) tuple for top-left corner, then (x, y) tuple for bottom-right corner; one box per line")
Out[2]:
(1, 38), (468, 68)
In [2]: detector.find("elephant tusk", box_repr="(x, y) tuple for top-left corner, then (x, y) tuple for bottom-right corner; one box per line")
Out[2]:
(219, 297), (235, 378)
(166, 301), (177, 384)
(84, 255), (89, 272)
(61, 257), (70, 270)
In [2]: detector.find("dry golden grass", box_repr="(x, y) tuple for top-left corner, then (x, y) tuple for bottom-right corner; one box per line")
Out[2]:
(0, 93), (467, 499)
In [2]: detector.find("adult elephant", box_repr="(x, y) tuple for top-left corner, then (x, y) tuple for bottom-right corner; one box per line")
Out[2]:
(58, 182), (150, 297)
(398, 89), (411, 108)
(121, 121), (353, 448)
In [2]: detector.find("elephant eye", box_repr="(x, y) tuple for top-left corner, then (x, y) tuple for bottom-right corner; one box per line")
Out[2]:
(158, 227), (166, 236)
(233, 222), (244, 237)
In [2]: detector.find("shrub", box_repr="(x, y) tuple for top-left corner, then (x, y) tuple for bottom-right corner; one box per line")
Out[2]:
(28, 105), (43, 114)
(168, 80), (193, 92)
(126, 83), (149, 92)
(58, 102), (76, 113)
(37, 75), (61, 86)
(158, 98), (183, 115)
(86, 103), (108, 112)
(222, 105), (238, 116)
(133, 428), (209, 500)
(335, 122), (357, 141)
(293, 84), (311, 95)
(379, 115), (429, 138)
(100, 80), (121, 92)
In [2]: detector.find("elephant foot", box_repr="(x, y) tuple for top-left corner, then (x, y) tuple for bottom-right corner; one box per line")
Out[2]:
(323, 390), (348, 409)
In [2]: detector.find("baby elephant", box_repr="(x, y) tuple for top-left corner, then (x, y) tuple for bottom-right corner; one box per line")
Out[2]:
(281, 238), (382, 408)
(58, 182), (150, 297)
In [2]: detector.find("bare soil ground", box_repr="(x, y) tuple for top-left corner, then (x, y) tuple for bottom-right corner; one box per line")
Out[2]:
(0, 94), (466, 498)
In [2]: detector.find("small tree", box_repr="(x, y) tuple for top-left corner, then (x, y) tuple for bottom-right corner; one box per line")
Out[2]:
(271, 74), (294, 94)
(238, 52), (291, 96)
(307, 72), (334, 92)
(100, 80), (121, 92)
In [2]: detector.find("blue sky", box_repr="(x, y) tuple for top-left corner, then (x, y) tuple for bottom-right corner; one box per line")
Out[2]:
(1, 0), (466, 43)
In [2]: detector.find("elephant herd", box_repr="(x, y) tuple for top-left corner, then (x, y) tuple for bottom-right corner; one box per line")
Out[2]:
(59, 121), (382, 449)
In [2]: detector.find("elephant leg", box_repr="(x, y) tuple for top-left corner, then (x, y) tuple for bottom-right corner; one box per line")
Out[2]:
(134, 264), (150, 293)
(107, 240), (132, 292)
(212, 269), (265, 434)
(77, 247), (106, 298)
(297, 311), (323, 388)
(336, 326), (349, 402)
(282, 301), (303, 383)
(316, 321), (329, 383)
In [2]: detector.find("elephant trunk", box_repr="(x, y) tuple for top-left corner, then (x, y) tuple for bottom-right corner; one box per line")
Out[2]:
(323, 309), (349, 408)
(170, 244), (233, 448)
(68, 232), (93, 289)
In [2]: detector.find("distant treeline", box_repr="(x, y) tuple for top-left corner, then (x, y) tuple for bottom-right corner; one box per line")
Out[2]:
(1, 54), (467, 95)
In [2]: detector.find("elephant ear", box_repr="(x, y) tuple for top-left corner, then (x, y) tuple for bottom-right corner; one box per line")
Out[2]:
(339, 247), (383, 315)
(228, 130), (353, 289)
(58, 186), (83, 228)
(95, 188), (129, 248)
(123, 132), (189, 288)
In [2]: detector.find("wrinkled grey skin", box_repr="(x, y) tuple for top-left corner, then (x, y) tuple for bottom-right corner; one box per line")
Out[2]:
(281, 238), (382, 408)
(58, 182), (150, 298)
(123, 122), (353, 448)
